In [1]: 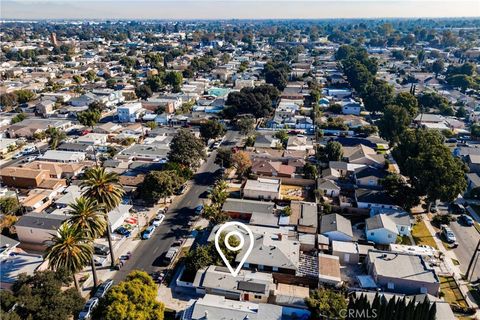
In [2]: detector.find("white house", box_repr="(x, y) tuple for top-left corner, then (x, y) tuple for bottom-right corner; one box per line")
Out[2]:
(341, 100), (362, 116)
(14, 213), (69, 247)
(243, 178), (281, 200)
(365, 214), (399, 245)
(117, 102), (143, 123)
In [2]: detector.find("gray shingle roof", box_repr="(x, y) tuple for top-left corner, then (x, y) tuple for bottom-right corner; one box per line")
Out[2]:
(320, 213), (353, 237)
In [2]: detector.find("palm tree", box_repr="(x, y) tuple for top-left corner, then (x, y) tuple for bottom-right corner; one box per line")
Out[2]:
(45, 127), (66, 150)
(67, 196), (107, 288)
(80, 166), (125, 267)
(45, 223), (93, 292)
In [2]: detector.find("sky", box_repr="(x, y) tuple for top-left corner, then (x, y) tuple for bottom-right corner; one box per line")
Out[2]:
(2, 0), (479, 20)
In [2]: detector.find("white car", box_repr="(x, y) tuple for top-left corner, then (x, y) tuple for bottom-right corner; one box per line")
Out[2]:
(23, 156), (37, 162)
(79, 297), (99, 320)
(12, 153), (23, 159)
(151, 214), (165, 227)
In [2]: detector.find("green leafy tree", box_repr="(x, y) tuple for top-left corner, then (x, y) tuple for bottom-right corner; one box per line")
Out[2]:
(318, 141), (343, 163)
(67, 197), (107, 288)
(45, 224), (93, 292)
(236, 117), (256, 136)
(216, 148), (233, 168)
(471, 123), (480, 138)
(0, 92), (18, 110)
(362, 79), (394, 114)
(95, 271), (165, 320)
(417, 92), (453, 116)
(305, 288), (347, 319)
(380, 173), (420, 210)
(378, 105), (412, 145)
(303, 163), (318, 179)
(184, 244), (215, 274)
(394, 92), (419, 117)
(137, 170), (184, 204)
(165, 71), (183, 92)
(14, 89), (35, 104)
(88, 101), (107, 113)
(393, 129), (467, 204)
(202, 180), (230, 224)
(3, 269), (84, 320)
(275, 130), (289, 146)
(200, 119), (226, 142)
(77, 109), (101, 128)
(11, 113), (26, 124)
(168, 129), (206, 168)
(146, 121), (157, 130)
(0, 196), (21, 215)
(163, 162), (193, 181)
(135, 84), (153, 100)
(431, 59), (444, 77)
(81, 166), (125, 266)
(45, 127), (66, 150)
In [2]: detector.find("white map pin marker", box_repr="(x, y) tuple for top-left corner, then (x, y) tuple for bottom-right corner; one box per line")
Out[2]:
(215, 221), (254, 277)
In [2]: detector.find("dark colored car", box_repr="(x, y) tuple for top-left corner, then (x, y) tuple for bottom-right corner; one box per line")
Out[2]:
(115, 226), (131, 238)
(94, 243), (110, 256)
(450, 203), (466, 215)
(459, 214), (474, 226)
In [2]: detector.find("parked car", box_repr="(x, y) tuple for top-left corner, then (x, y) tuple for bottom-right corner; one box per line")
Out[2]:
(12, 153), (23, 159)
(93, 255), (107, 267)
(450, 203), (466, 215)
(441, 225), (457, 243)
(142, 225), (156, 240)
(151, 214), (165, 227)
(115, 226), (131, 238)
(150, 270), (165, 284)
(23, 155), (37, 162)
(175, 184), (187, 195)
(459, 214), (474, 226)
(430, 203), (438, 213)
(212, 141), (221, 149)
(94, 280), (114, 299)
(163, 247), (179, 265)
(94, 243), (110, 256)
(78, 297), (99, 320)
(195, 205), (204, 215)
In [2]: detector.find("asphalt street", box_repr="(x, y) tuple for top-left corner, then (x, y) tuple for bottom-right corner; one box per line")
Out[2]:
(449, 219), (480, 281)
(112, 130), (239, 281)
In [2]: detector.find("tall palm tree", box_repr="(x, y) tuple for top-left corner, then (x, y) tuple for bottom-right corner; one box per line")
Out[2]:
(67, 196), (107, 288)
(45, 223), (93, 292)
(80, 166), (125, 267)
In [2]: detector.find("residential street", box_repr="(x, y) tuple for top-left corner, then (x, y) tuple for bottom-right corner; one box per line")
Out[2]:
(450, 220), (480, 281)
(112, 130), (239, 282)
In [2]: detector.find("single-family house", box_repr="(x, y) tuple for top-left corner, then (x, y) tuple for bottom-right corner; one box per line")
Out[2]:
(366, 250), (440, 296)
(243, 178), (281, 200)
(320, 213), (353, 242)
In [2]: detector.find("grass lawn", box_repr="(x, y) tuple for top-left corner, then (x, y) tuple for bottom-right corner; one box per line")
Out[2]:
(439, 276), (468, 308)
(396, 235), (413, 245)
(411, 220), (438, 250)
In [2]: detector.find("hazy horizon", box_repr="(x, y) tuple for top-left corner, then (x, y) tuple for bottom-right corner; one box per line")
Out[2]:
(2, 0), (479, 20)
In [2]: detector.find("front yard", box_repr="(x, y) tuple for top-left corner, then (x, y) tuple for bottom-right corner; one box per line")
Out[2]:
(439, 276), (468, 309)
(411, 220), (438, 250)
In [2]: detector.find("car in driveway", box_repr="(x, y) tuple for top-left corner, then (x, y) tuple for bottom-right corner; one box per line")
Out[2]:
(78, 297), (99, 320)
(151, 214), (165, 227)
(93, 255), (108, 267)
(94, 279), (114, 299)
(441, 225), (457, 243)
(12, 153), (23, 159)
(430, 203), (438, 213)
(459, 214), (474, 226)
(195, 204), (204, 215)
(142, 225), (156, 239)
(115, 226), (131, 238)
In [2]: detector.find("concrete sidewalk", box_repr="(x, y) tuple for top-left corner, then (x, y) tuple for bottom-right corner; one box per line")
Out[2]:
(422, 215), (480, 315)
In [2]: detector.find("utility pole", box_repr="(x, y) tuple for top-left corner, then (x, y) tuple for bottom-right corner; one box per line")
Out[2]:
(466, 238), (480, 282)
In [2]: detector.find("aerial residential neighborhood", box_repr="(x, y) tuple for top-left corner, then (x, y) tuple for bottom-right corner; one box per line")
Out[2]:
(0, 5), (480, 320)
